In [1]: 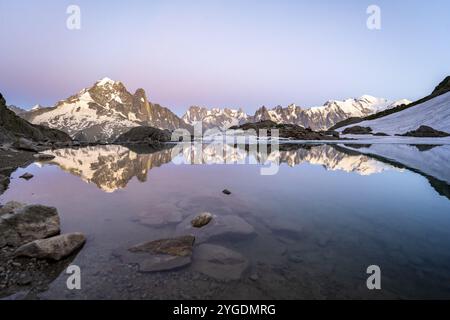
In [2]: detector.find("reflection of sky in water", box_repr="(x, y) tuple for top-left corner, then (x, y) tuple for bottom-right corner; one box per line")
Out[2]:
(1, 144), (450, 299)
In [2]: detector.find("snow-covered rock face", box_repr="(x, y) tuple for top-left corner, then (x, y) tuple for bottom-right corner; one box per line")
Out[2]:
(338, 91), (450, 135)
(182, 106), (249, 130)
(252, 96), (410, 131)
(23, 78), (188, 142)
(182, 96), (408, 131)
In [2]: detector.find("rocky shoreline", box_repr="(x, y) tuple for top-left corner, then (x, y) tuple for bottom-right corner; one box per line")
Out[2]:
(0, 202), (85, 299)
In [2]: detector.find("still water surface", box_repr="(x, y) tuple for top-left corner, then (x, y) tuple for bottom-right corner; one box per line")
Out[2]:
(1, 143), (450, 299)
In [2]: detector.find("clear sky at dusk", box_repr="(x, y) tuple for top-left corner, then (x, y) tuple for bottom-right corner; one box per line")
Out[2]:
(1, 0), (449, 114)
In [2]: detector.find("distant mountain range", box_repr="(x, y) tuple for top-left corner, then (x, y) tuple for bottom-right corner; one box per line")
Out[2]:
(17, 76), (450, 142)
(181, 96), (409, 131)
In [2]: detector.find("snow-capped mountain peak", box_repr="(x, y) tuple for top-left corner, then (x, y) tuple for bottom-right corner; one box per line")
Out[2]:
(96, 77), (118, 86)
(22, 79), (190, 142)
(30, 104), (45, 111)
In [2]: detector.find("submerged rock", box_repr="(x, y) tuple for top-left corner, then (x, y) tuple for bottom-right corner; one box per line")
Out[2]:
(192, 244), (249, 281)
(222, 189), (232, 195)
(0, 203), (60, 248)
(342, 126), (373, 135)
(399, 125), (450, 138)
(138, 255), (191, 273)
(129, 235), (195, 257)
(176, 214), (255, 243)
(191, 212), (213, 228)
(136, 204), (184, 227)
(19, 172), (34, 180)
(14, 233), (86, 261)
(119, 235), (195, 273)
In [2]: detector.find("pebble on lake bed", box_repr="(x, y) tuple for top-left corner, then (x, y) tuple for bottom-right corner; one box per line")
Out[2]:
(222, 189), (231, 195)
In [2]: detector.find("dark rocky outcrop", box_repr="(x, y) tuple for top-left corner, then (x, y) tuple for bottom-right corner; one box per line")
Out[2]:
(114, 126), (172, 145)
(374, 132), (389, 136)
(342, 126), (373, 135)
(0, 93), (72, 145)
(230, 120), (341, 140)
(399, 125), (450, 138)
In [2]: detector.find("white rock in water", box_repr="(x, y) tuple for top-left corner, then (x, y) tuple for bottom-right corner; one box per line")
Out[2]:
(15, 232), (86, 261)
(192, 244), (249, 281)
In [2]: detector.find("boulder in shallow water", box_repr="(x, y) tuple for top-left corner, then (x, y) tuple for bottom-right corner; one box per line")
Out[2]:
(222, 189), (232, 195)
(19, 172), (34, 180)
(0, 203), (60, 248)
(119, 235), (195, 273)
(14, 232), (86, 261)
(191, 212), (213, 228)
(192, 244), (249, 281)
(129, 235), (195, 257)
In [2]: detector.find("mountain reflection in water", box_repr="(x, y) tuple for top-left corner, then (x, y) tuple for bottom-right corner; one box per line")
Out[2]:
(44, 143), (402, 193)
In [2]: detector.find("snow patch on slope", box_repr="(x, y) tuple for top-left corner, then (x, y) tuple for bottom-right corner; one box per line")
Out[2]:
(338, 92), (450, 135)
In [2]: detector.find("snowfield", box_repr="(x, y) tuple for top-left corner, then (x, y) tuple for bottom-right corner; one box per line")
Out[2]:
(338, 92), (450, 135)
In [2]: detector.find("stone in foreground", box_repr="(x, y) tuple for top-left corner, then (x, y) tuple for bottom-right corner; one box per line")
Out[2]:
(123, 235), (195, 272)
(19, 172), (34, 180)
(15, 232), (86, 261)
(191, 212), (213, 228)
(129, 235), (195, 257)
(0, 203), (60, 248)
(192, 244), (249, 281)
